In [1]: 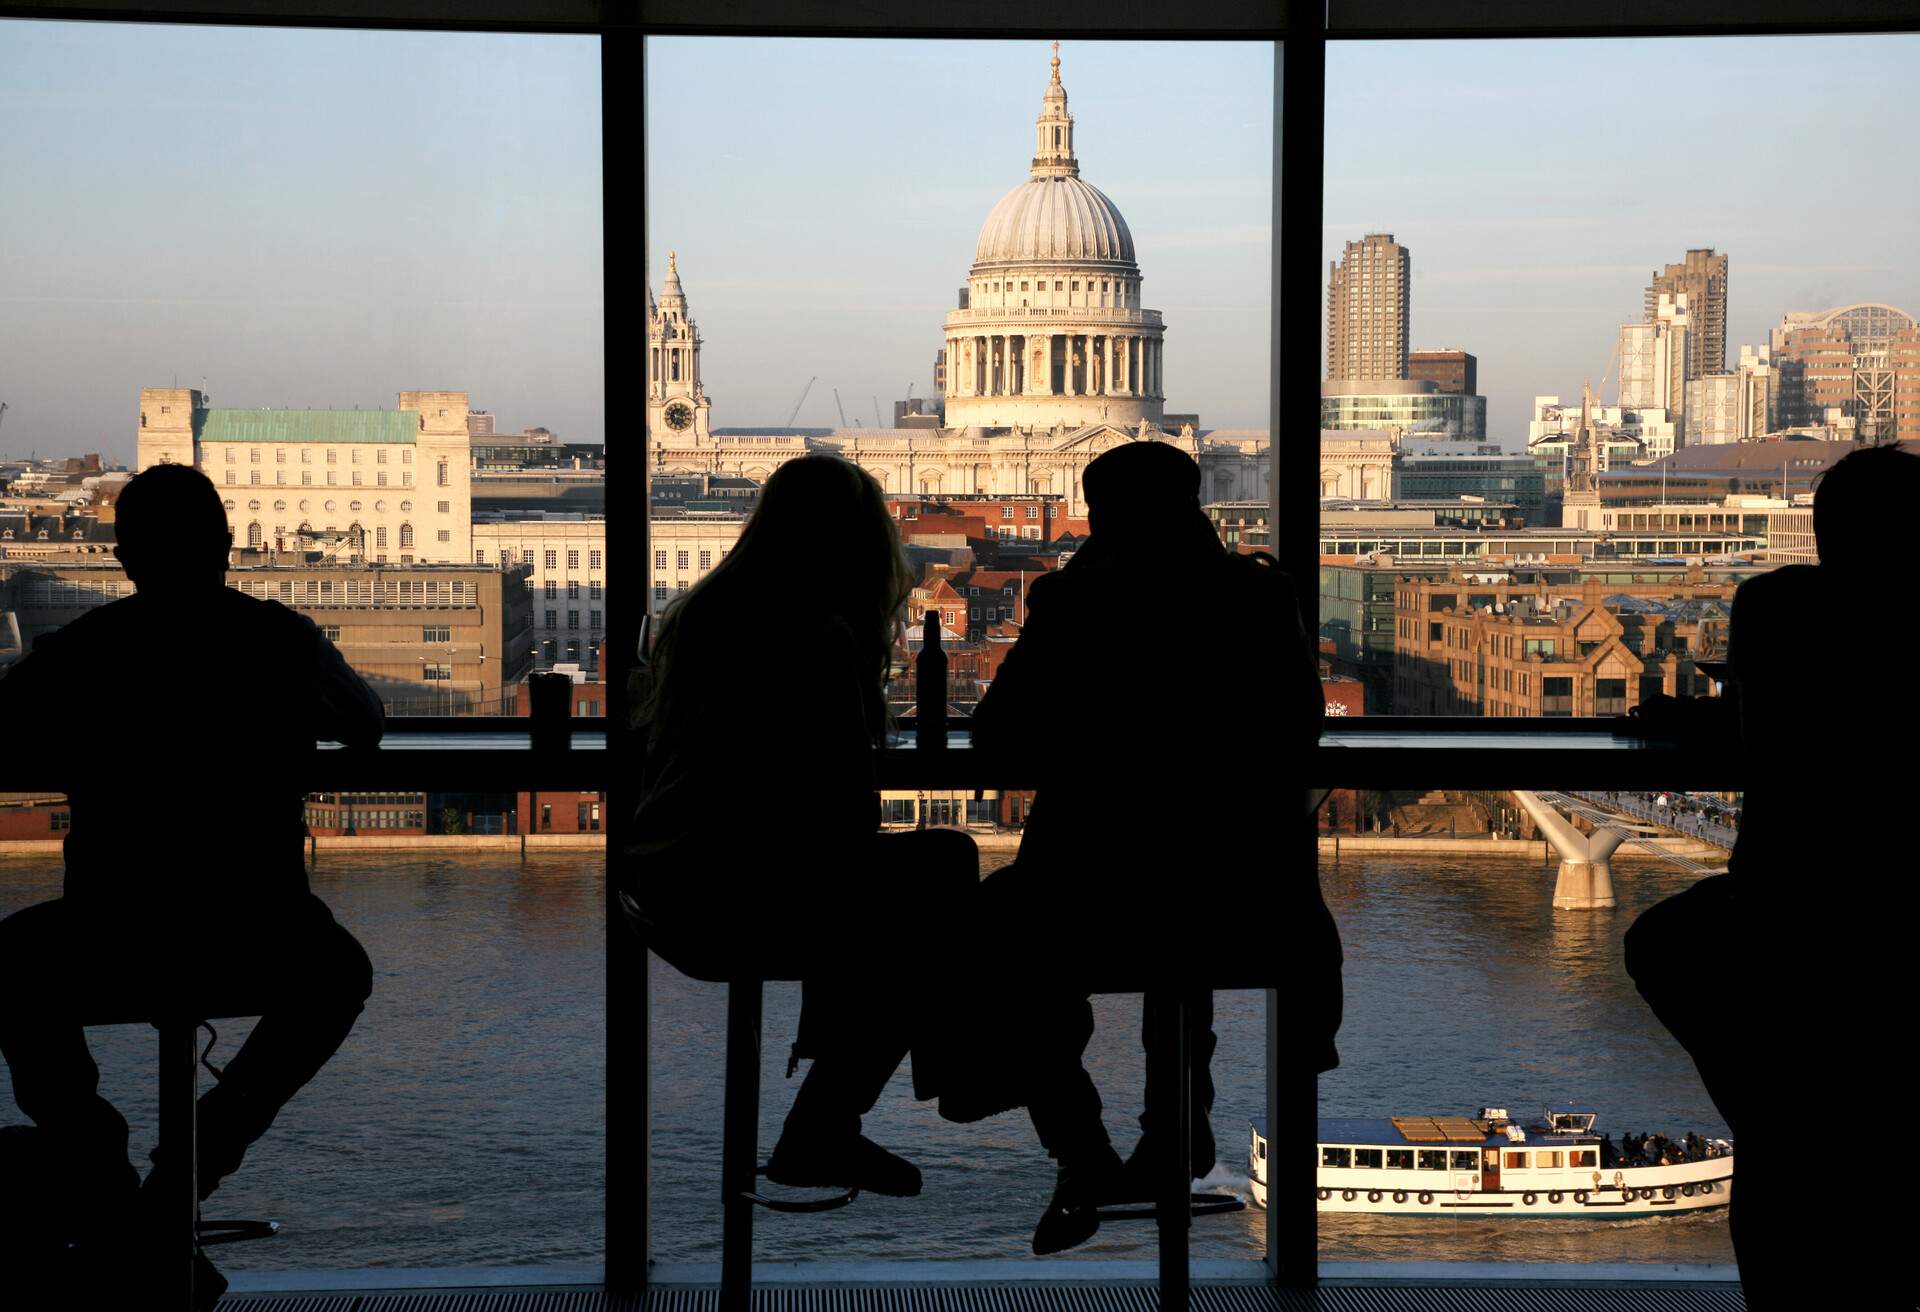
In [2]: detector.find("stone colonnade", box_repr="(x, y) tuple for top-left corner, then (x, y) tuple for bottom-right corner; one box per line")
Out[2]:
(946, 332), (1161, 400)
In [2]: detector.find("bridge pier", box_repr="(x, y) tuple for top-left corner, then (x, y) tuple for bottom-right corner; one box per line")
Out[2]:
(1512, 791), (1620, 909)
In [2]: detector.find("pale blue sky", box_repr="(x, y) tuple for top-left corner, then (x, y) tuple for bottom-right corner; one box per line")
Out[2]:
(4, 25), (1916, 460)
(0, 20), (602, 463)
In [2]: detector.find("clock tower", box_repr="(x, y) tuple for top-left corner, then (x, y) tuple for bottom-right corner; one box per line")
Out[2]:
(647, 251), (713, 444)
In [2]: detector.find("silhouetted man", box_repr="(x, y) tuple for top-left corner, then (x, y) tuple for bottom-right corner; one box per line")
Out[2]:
(0, 463), (381, 1295)
(1625, 444), (1918, 1309)
(971, 440), (1339, 1253)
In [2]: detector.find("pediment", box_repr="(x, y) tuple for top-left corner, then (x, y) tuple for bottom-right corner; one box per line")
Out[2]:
(1046, 424), (1189, 455)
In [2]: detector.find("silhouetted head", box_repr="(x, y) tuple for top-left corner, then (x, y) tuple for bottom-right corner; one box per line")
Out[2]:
(1812, 444), (1920, 572)
(645, 456), (910, 737)
(1082, 441), (1218, 553)
(112, 463), (232, 590)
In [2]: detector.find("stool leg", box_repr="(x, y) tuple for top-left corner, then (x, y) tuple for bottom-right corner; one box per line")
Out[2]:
(720, 980), (763, 1312)
(1148, 991), (1191, 1312)
(157, 1019), (200, 1310)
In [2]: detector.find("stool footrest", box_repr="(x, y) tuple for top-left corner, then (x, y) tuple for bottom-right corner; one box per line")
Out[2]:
(1094, 1193), (1246, 1222)
(740, 1188), (859, 1214)
(199, 1218), (280, 1246)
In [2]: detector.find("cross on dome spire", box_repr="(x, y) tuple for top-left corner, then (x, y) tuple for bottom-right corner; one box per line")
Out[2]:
(1032, 41), (1077, 179)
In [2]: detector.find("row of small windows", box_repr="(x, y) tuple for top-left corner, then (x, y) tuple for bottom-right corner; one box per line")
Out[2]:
(980, 278), (1132, 297)
(656, 548), (724, 570)
(228, 499), (413, 514)
(542, 580), (603, 599)
(234, 578), (473, 605)
(1320, 1147), (1600, 1171)
(228, 469), (408, 487)
(230, 447), (413, 465)
(477, 548), (603, 570)
(243, 522), (415, 548)
(304, 807), (426, 828)
(542, 610), (599, 630)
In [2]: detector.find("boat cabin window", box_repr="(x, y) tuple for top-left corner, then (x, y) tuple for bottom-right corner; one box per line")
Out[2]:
(1451, 1150), (1479, 1170)
(1321, 1146), (1350, 1168)
(1549, 1112), (1597, 1133)
(1386, 1149), (1414, 1170)
(1537, 1150), (1563, 1168)
(1570, 1149), (1598, 1168)
(1417, 1150), (1448, 1170)
(1504, 1151), (1529, 1170)
(1353, 1148), (1383, 1169)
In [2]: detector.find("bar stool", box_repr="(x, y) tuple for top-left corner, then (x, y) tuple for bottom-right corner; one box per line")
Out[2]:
(86, 1000), (282, 1310)
(616, 892), (856, 1312)
(625, 889), (1269, 1312)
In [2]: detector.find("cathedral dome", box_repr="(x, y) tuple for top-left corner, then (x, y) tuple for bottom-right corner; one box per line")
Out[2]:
(974, 176), (1135, 268)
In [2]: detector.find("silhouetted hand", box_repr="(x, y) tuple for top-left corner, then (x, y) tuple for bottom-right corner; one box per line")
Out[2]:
(1626, 692), (1736, 742)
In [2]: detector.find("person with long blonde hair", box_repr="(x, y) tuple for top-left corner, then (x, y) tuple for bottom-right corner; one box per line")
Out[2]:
(628, 456), (977, 1196)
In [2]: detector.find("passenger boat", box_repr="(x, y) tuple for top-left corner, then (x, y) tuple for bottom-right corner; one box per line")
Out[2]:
(1249, 1105), (1731, 1217)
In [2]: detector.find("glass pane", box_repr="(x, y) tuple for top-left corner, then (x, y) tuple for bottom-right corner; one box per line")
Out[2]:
(1314, 785), (1735, 1262)
(0, 19), (604, 712)
(0, 16), (606, 1278)
(643, 35), (1274, 1262)
(1316, 34), (1920, 717)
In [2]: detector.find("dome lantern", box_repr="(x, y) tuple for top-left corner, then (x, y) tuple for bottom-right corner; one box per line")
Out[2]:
(1033, 41), (1077, 180)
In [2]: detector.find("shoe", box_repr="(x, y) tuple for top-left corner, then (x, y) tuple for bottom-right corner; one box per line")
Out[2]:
(1032, 1145), (1123, 1256)
(764, 1132), (922, 1197)
(1114, 1129), (1217, 1203)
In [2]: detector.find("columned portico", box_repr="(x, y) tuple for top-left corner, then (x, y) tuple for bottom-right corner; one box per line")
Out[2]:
(941, 48), (1165, 431)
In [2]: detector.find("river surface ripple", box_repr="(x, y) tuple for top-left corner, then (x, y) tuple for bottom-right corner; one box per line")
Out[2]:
(0, 847), (1731, 1270)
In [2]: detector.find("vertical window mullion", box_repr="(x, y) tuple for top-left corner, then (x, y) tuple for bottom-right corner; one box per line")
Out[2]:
(1273, 1), (1325, 1291)
(604, 24), (648, 1297)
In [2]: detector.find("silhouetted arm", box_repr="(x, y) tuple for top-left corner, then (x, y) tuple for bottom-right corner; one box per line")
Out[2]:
(1275, 568), (1325, 749)
(0, 640), (63, 743)
(310, 617), (384, 748)
(970, 573), (1067, 757)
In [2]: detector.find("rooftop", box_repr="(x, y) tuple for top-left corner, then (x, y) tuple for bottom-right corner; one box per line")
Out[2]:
(198, 409), (420, 444)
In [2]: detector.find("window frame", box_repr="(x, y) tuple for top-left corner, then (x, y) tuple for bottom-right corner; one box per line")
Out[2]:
(10, 0), (1881, 1299)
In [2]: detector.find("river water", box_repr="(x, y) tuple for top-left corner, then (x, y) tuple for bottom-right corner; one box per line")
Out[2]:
(0, 846), (1732, 1273)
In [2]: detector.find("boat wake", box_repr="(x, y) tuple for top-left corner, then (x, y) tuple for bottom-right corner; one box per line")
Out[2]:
(1196, 1161), (1248, 1196)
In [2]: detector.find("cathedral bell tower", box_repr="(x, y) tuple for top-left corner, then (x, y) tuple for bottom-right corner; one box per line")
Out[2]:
(647, 251), (713, 444)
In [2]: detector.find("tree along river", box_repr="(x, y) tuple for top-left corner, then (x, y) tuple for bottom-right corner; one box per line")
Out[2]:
(0, 847), (1731, 1273)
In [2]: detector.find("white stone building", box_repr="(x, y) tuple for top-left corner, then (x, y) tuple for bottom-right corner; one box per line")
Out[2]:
(471, 513), (606, 668)
(136, 387), (474, 565)
(1618, 293), (1692, 418)
(1317, 430), (1396, 500)
(1528, 396), (1676, 465)
(646, 48), (1268, 509)
(648, 517), (747, 618)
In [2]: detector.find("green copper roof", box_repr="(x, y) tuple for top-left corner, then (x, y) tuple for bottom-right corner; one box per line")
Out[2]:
(199, 409), (419, 444)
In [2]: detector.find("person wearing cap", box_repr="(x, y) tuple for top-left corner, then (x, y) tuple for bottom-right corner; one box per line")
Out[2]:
(970, 439), (1338, 1254)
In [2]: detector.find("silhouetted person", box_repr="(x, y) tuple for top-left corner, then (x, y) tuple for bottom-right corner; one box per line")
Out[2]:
(0, 462), (380, 1300)
(1625, 444), (1918, 1309)
(627, 456), (978, 1197)
(971, 440), (1339, 1253)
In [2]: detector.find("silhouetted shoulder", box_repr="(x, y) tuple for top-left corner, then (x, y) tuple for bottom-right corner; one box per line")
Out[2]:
(1732, 564), (1819, 611)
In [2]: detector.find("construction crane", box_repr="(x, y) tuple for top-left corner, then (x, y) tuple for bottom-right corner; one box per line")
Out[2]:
(872, 396), (883, 428)
(785, 376), (816, 427)
(0, 401), (8, 441)
(833, 388), (850, 428)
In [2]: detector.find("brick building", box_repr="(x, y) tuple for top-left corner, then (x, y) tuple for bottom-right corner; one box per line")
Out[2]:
(517, 792), (606, 835)
(0, 792), (69, 840)
(0, 559), (533, 716)
(1770, 303), (1920, 444)
(1407, 349), (1477, 396)
(1393, 576), (1734, 717)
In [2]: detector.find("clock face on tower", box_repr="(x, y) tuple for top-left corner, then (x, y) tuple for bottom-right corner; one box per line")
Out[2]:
(664, 401), (694, 431)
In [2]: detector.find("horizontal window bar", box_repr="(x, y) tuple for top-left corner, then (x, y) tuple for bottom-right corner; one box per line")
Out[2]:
(17, 0), (1904, 38)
